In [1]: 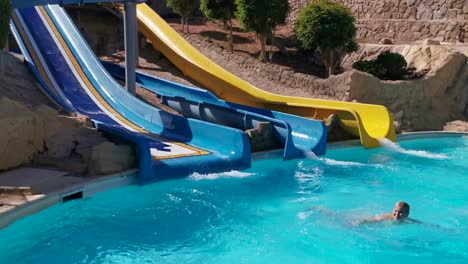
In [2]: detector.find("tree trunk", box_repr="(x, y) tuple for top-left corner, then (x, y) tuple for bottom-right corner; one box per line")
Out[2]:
(0, 52), (4, 75)
(268, 34), (275, 62)
(322, 48), (336, 77)
(228, 19), (233, 51)
(259, 34), (267, 62)
(185, 17), (190, 34)
(1, 38), (7, 74)
(181, 17), (185, 33)
(328, 49), (334, 77)
(4, 35), (8, 51)
(321, 48), (330, 77)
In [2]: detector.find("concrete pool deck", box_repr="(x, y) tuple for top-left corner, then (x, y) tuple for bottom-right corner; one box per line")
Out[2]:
(0, 167), (137, 230)
(0, 131), (466, 230)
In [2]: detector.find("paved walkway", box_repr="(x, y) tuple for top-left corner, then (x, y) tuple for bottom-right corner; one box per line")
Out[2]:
(0, 167), (87, 214)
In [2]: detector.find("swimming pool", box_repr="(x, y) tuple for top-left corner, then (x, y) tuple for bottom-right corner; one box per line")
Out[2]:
(1, 135), (467, 263)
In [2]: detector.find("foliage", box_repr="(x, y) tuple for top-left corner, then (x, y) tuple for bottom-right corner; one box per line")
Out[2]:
(200, 0), (236, 50)
(295, 0), (357, 76)
(166, 0), (199, 33)
(353, 51), (408, 80)
(0, 0), (12, 48)
(235, 0), (289, 61)
(200, 0), (235, 22)
(352, 60), (373, 73)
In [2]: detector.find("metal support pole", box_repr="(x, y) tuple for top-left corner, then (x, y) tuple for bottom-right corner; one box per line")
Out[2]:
(124, 1), (137, 95)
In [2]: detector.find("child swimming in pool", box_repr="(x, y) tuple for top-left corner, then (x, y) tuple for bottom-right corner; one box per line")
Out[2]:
(308, 201), (422, 225)
(358, 201), (421, 224)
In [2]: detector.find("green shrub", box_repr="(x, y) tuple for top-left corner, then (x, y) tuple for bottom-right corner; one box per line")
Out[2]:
(352, 60), (373, 73)
(353, 51), (408, 80)
(0, 0), (12, 48)
(374, 51), (408, 80)
(295, 0), (357, 76)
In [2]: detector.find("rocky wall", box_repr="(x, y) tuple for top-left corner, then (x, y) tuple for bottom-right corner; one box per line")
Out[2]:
(288, 0), (468, 43)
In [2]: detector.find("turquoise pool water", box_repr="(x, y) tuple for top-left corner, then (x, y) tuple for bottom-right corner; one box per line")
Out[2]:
(0, 136), (467, 263)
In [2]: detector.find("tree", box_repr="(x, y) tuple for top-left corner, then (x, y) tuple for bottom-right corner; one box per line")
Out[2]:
(0, 0), (12, 48)
(295, 0), (358, 77)
(166, 0), (199, 33)
(235, 0), (289, 62)
(200, 0), (236, 51)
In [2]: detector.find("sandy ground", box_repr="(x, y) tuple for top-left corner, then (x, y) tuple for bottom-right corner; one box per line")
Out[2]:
(166, 17), (327, 77)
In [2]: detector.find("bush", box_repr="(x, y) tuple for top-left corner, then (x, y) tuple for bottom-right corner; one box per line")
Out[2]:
(352, 60), (373, 73)
(353, 52), (408, 80)
(0, 0), (12, 48)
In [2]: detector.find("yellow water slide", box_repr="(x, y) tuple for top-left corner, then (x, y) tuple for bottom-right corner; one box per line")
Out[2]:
(135, 3), (395, 148)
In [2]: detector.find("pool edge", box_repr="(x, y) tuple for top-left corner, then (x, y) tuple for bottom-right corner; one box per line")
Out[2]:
(0, 170), (137, 230)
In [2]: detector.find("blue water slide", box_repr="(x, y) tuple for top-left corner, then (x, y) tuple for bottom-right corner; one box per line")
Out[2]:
(103, 62), (327, 156)
(10, 5), (251, 184)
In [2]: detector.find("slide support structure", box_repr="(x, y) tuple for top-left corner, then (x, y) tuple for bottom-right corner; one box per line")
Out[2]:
(124, 1), (137, 95)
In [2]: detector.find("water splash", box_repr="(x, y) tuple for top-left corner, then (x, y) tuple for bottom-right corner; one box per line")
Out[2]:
(304, 151), (371, 167)
(189, 170), (255, 180)
(378, 138), (449, 159)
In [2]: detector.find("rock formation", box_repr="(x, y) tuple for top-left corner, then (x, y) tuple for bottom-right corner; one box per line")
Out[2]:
(343, 44), (468, 131)
(87, 142), (137, 175)
(444, 120), (468, 132)
(0, 51), (137, 175)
